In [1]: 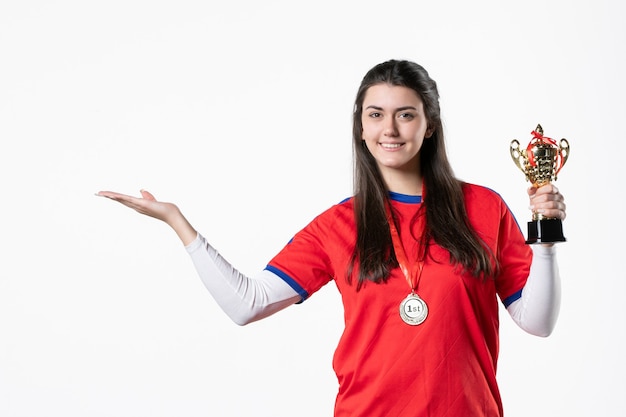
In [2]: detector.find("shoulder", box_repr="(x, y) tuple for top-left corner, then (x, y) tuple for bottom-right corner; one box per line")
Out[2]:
(297, 196), (355, 233)
(315, 196), (355, 221)
(462, 182), (506, 205)
(281, 196), (356, 257)
(461, 182), (510, 219)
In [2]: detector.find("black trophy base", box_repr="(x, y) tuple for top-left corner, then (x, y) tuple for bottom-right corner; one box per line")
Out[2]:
(526, 219), (566, 244)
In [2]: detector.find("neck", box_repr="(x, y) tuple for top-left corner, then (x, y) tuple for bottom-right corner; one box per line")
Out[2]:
(383, 170), (423, 196)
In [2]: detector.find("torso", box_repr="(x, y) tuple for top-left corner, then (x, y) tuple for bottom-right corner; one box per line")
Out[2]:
(267, 184), (531, 417)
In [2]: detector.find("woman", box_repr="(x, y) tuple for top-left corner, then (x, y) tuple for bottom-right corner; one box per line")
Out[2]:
(98, 59), (565, 417)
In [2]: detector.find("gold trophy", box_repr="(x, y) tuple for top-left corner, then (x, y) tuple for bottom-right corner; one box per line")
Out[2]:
(510, 124), (570, 244)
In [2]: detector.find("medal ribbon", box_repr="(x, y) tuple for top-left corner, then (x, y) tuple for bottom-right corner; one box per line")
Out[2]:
(386, 206), (425, 294)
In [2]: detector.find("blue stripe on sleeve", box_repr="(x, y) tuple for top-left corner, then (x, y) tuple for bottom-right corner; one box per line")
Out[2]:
(502, 289), (523, 308)
(264, 265), (309, 304)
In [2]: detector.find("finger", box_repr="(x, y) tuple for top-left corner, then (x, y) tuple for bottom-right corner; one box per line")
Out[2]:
(532, 192), (565, 207)
(536, 184), (559, 196)
(97, 192), (147, 210)
(534, 208), (566, 220)
(140, 189), (157, 202)
(531, 200), (567, 219)
(532, 197), (565, 209)
(527, 185), (556, 202)
(96, 190), (136, 200)
(109, 195), (144, 209)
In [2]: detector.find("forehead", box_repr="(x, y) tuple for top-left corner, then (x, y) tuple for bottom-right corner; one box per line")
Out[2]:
(363, 83), (423, 108)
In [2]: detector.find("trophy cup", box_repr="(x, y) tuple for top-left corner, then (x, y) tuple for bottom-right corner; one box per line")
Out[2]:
(510, 124), (570, 244)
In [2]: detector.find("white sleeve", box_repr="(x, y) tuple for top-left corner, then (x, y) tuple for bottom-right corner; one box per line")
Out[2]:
(506, 244), (561, 337)
(185, 234), (301, 326)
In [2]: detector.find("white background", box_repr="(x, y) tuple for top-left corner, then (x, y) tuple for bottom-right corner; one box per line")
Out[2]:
(1, 0), (624, 416)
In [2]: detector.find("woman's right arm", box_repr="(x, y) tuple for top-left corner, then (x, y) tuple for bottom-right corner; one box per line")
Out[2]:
(186, 234), (301, 325)
(97, 190), (301, 325)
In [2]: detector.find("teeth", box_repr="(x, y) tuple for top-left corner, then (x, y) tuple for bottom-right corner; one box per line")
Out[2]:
(381, 143), (402, 149)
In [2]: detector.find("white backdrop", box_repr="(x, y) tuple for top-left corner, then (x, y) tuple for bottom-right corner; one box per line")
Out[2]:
(1, 0), (624, 416)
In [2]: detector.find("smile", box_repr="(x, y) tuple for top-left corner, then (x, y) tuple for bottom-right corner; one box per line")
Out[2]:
(380, 143), (404, 150)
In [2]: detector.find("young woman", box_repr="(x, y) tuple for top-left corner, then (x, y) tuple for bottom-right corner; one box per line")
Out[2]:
(98, 59), (565, 417)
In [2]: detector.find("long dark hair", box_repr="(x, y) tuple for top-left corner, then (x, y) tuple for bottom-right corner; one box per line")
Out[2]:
(348, 59), (497, 289)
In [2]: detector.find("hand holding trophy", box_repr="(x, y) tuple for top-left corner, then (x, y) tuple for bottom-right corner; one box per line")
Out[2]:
(510, 124), (570, 244)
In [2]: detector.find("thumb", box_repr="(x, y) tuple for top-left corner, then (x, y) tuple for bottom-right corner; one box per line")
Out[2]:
(140, 189), (157, 201)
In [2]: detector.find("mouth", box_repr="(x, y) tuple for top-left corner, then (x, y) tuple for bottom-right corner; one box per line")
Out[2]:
(379, 142), (405, 150)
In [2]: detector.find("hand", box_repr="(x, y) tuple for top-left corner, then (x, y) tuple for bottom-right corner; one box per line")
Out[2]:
(96, 189), (197, 245)
(96, 189), (179, 222)
(527, 184), (566, 221)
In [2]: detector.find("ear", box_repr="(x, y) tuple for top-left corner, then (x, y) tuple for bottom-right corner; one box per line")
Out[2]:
(425, 126), (435, 139)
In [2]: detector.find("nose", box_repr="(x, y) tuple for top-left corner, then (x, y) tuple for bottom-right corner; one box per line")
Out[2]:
(383, 118), (398, 137)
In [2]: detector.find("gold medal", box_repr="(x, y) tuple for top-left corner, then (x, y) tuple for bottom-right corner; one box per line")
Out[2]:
(399, 293), (428, 325)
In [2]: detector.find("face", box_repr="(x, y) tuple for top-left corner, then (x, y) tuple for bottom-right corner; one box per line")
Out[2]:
(361, 83), (431, 177)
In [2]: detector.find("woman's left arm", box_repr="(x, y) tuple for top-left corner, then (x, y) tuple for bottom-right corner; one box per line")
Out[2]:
(507, 245), (561, 336)
(506, 184), (566, 336)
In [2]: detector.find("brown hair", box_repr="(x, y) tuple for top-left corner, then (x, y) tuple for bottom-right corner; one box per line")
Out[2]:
(348, 59), (497, 289)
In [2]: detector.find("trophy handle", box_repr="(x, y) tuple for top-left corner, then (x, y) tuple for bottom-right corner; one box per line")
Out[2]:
(509, 140), (527, 175)
(556, 138), (570, 175)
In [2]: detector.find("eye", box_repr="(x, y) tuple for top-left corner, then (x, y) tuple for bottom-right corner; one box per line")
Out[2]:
(368, 112), (382, 118)
(398, 112), (415, 120)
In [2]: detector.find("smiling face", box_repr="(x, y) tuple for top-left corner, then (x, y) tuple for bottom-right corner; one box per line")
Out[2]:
(361, 83), (431, 186)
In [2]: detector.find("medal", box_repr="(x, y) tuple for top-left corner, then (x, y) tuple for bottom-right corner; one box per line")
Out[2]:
(387, 204), (428, 325)
(399, 293), (428, 325)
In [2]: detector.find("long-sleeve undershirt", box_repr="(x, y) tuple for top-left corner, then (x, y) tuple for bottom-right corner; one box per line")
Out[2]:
(186, 234), (561, 335)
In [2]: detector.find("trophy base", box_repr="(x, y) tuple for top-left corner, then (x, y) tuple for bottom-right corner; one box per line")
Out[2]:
(526, 219), (566, 244)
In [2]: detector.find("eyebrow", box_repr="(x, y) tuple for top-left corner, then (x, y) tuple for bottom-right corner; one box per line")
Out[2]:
(364, 105), (418, 111)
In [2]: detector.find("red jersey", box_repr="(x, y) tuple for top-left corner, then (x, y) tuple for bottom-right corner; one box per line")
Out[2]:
(266, 184), (532, 417)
